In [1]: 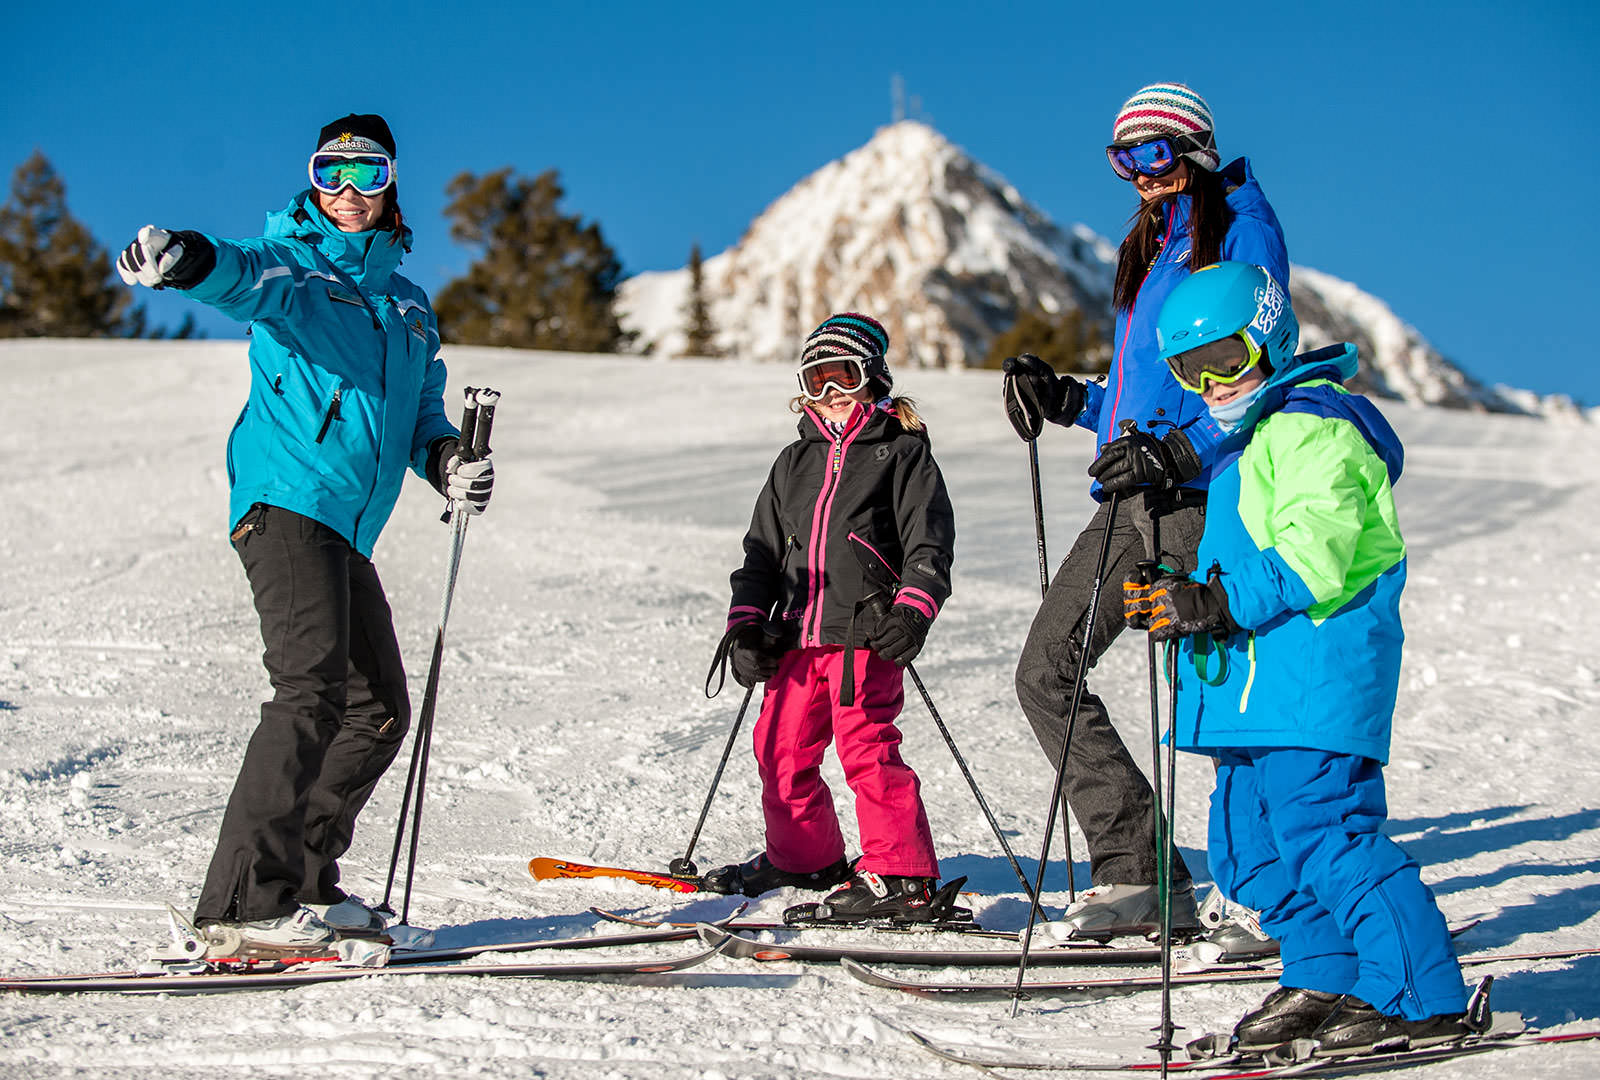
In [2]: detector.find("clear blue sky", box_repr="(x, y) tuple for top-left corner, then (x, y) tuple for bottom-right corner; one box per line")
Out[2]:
(8, 1), (1596, 402)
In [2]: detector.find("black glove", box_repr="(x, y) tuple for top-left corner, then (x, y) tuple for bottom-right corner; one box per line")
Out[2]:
(730, 625), (783, 688)
(115, 225), (216, 290)
(1087, 428), (1201, 495)
(868, 605), (931, 666)
(1124, 572), (1239, 641)
(1002, 354), (1085, 440)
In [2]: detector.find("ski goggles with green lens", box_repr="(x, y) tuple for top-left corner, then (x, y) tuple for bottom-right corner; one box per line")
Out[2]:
(308, 152), (397, 196)
(797, 355), (873, 400)
(1166, 333), (1263, 394)
(1106, 133), (1211, 181)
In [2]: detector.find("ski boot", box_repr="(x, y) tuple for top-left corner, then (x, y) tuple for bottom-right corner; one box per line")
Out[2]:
(783, 871), (970, 926)
(304, 894), (388, 937)
(198, 906), (338, 959)
(1040, 882), (1199, 941)
(1191, 887), (1279, 962)
(1311, 998), (1472, 1056)
(1229, 986), (1346, 1052)
(699, 852), (851, 897)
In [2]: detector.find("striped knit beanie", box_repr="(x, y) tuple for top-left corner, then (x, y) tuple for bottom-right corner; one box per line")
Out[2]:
(1111, 83), (1220, 172)
(800, 313), (893, 391)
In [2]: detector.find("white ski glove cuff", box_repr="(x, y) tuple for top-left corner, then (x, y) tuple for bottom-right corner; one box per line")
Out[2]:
(445, 454), (495, 515)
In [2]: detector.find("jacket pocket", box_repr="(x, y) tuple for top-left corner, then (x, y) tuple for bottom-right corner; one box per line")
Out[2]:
(315, 387), (344, 444)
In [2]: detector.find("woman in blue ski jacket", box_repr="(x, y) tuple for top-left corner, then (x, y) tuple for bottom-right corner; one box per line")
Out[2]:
(1001, 83), (1288, 937)
(1126, 262), (1468, 1054)
(117, 113), (495, 950)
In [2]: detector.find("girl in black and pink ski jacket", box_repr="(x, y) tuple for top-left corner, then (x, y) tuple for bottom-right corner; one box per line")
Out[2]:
(707, 314), (955, 905)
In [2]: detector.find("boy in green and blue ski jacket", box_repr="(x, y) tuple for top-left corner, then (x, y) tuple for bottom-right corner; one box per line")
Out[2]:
(1124, 262), (1470, 1054)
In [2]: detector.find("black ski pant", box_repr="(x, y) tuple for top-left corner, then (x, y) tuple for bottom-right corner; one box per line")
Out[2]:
(195, 505), (410, 924)
(1014, 490), (1206, 889)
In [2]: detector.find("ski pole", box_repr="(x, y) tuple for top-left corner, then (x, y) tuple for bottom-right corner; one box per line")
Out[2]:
(1010, 492), (1122, 1017)
(906, 661), (1035, 902)
(1150, 639), (1184, 1076)
(377, 387), (499, 925)
(1027, 437), (1075, 905)
(669, 684), (755, 878)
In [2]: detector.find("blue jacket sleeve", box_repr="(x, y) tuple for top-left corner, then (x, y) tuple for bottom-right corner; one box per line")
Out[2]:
(182, 235), (318, 323)
(1222, 217), (1290, 290)
(410, 338), (456, 476)
(1075, 379), (1105, 433)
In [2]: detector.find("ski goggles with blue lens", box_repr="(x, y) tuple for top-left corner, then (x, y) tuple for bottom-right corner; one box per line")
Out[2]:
(1106, 133), (1211, 181)
(1166, 333), (1263, 394)
(797, 355), (874, 400)
(308, 152), (397, 196)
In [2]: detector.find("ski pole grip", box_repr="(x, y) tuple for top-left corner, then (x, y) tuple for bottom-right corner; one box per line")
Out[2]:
(469, 388), (499, 461)
(457, 386), (481, 460)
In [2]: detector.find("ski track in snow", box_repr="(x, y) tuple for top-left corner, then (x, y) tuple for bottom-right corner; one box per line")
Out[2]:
(1, 339), (1597, 1078)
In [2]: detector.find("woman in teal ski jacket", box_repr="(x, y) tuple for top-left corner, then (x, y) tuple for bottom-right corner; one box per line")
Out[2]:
(195, 178), (455, 555)
(117, 113), (494, 951)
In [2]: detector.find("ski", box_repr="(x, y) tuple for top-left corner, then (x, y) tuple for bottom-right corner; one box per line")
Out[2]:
(843, 944), (1600, 999)
(591, 906), (1017, 938)
(699, 926), (1238, 968)
(529, 857), (700, 893)
(0, 938), (732, 996)
(899, 1023), (1600, 1076)
(841, 955), (1275, 1000)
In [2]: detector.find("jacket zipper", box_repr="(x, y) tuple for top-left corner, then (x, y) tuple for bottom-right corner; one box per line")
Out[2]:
(315, 388), (343, 443)
(802, 412), (865, 647)
(1238, 632), (1258, 712)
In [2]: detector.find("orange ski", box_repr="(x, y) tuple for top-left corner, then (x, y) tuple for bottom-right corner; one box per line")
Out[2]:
(528, 857), (700, 893)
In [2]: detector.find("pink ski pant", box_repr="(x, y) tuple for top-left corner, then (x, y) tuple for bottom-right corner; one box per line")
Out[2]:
(753, 645), (939, 877)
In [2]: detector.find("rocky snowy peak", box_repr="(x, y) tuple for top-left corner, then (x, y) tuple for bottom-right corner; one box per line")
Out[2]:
(621, 121), (1113, 369)
(620, 122), (1583, 419)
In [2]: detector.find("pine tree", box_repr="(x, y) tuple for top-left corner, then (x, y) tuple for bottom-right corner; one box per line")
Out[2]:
(984, 305), (1109, 374)
(0, 150), (142, 338)
(434, 168), (631, 351)
(680, 241), (719, 357)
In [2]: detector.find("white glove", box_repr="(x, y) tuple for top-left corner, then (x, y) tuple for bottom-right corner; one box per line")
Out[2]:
(444, 453), (495, 515)
(116, 225), (188, 288)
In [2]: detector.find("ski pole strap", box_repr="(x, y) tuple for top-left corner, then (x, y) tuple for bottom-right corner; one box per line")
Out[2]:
(705, 622), (745, 699)
(442, 388), (481, 523)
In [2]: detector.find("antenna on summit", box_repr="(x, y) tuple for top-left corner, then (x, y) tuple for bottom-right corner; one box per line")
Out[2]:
(892, 74), (906, 123)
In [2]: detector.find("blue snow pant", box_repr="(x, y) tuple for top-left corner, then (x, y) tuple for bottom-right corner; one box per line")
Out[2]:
(1209, 748), (1467, 1020)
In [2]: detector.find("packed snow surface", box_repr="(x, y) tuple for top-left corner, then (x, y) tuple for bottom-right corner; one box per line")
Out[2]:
(1, 339), (1597, 1078)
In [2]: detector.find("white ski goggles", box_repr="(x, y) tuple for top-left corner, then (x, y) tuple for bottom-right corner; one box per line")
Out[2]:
(797, 355), (875, 400)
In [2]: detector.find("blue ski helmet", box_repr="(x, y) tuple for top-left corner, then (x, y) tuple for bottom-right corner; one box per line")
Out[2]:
(1157, 262), (1298, 373)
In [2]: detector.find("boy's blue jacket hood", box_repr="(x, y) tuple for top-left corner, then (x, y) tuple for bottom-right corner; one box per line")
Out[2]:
(1076, 158), (1289, 498)
(183, 192), (455, 557)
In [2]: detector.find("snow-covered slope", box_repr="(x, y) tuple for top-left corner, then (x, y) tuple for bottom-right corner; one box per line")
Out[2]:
(3, 340), (1599, 1076)
(620, 122), (1584, 420)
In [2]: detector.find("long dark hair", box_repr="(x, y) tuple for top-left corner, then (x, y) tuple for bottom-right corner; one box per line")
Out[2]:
(1111, 166), (1233, 312)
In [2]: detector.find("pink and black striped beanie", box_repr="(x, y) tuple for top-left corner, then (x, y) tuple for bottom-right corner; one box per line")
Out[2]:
(1112, 83), (1220, 172)
(800, 313), (893, 391)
